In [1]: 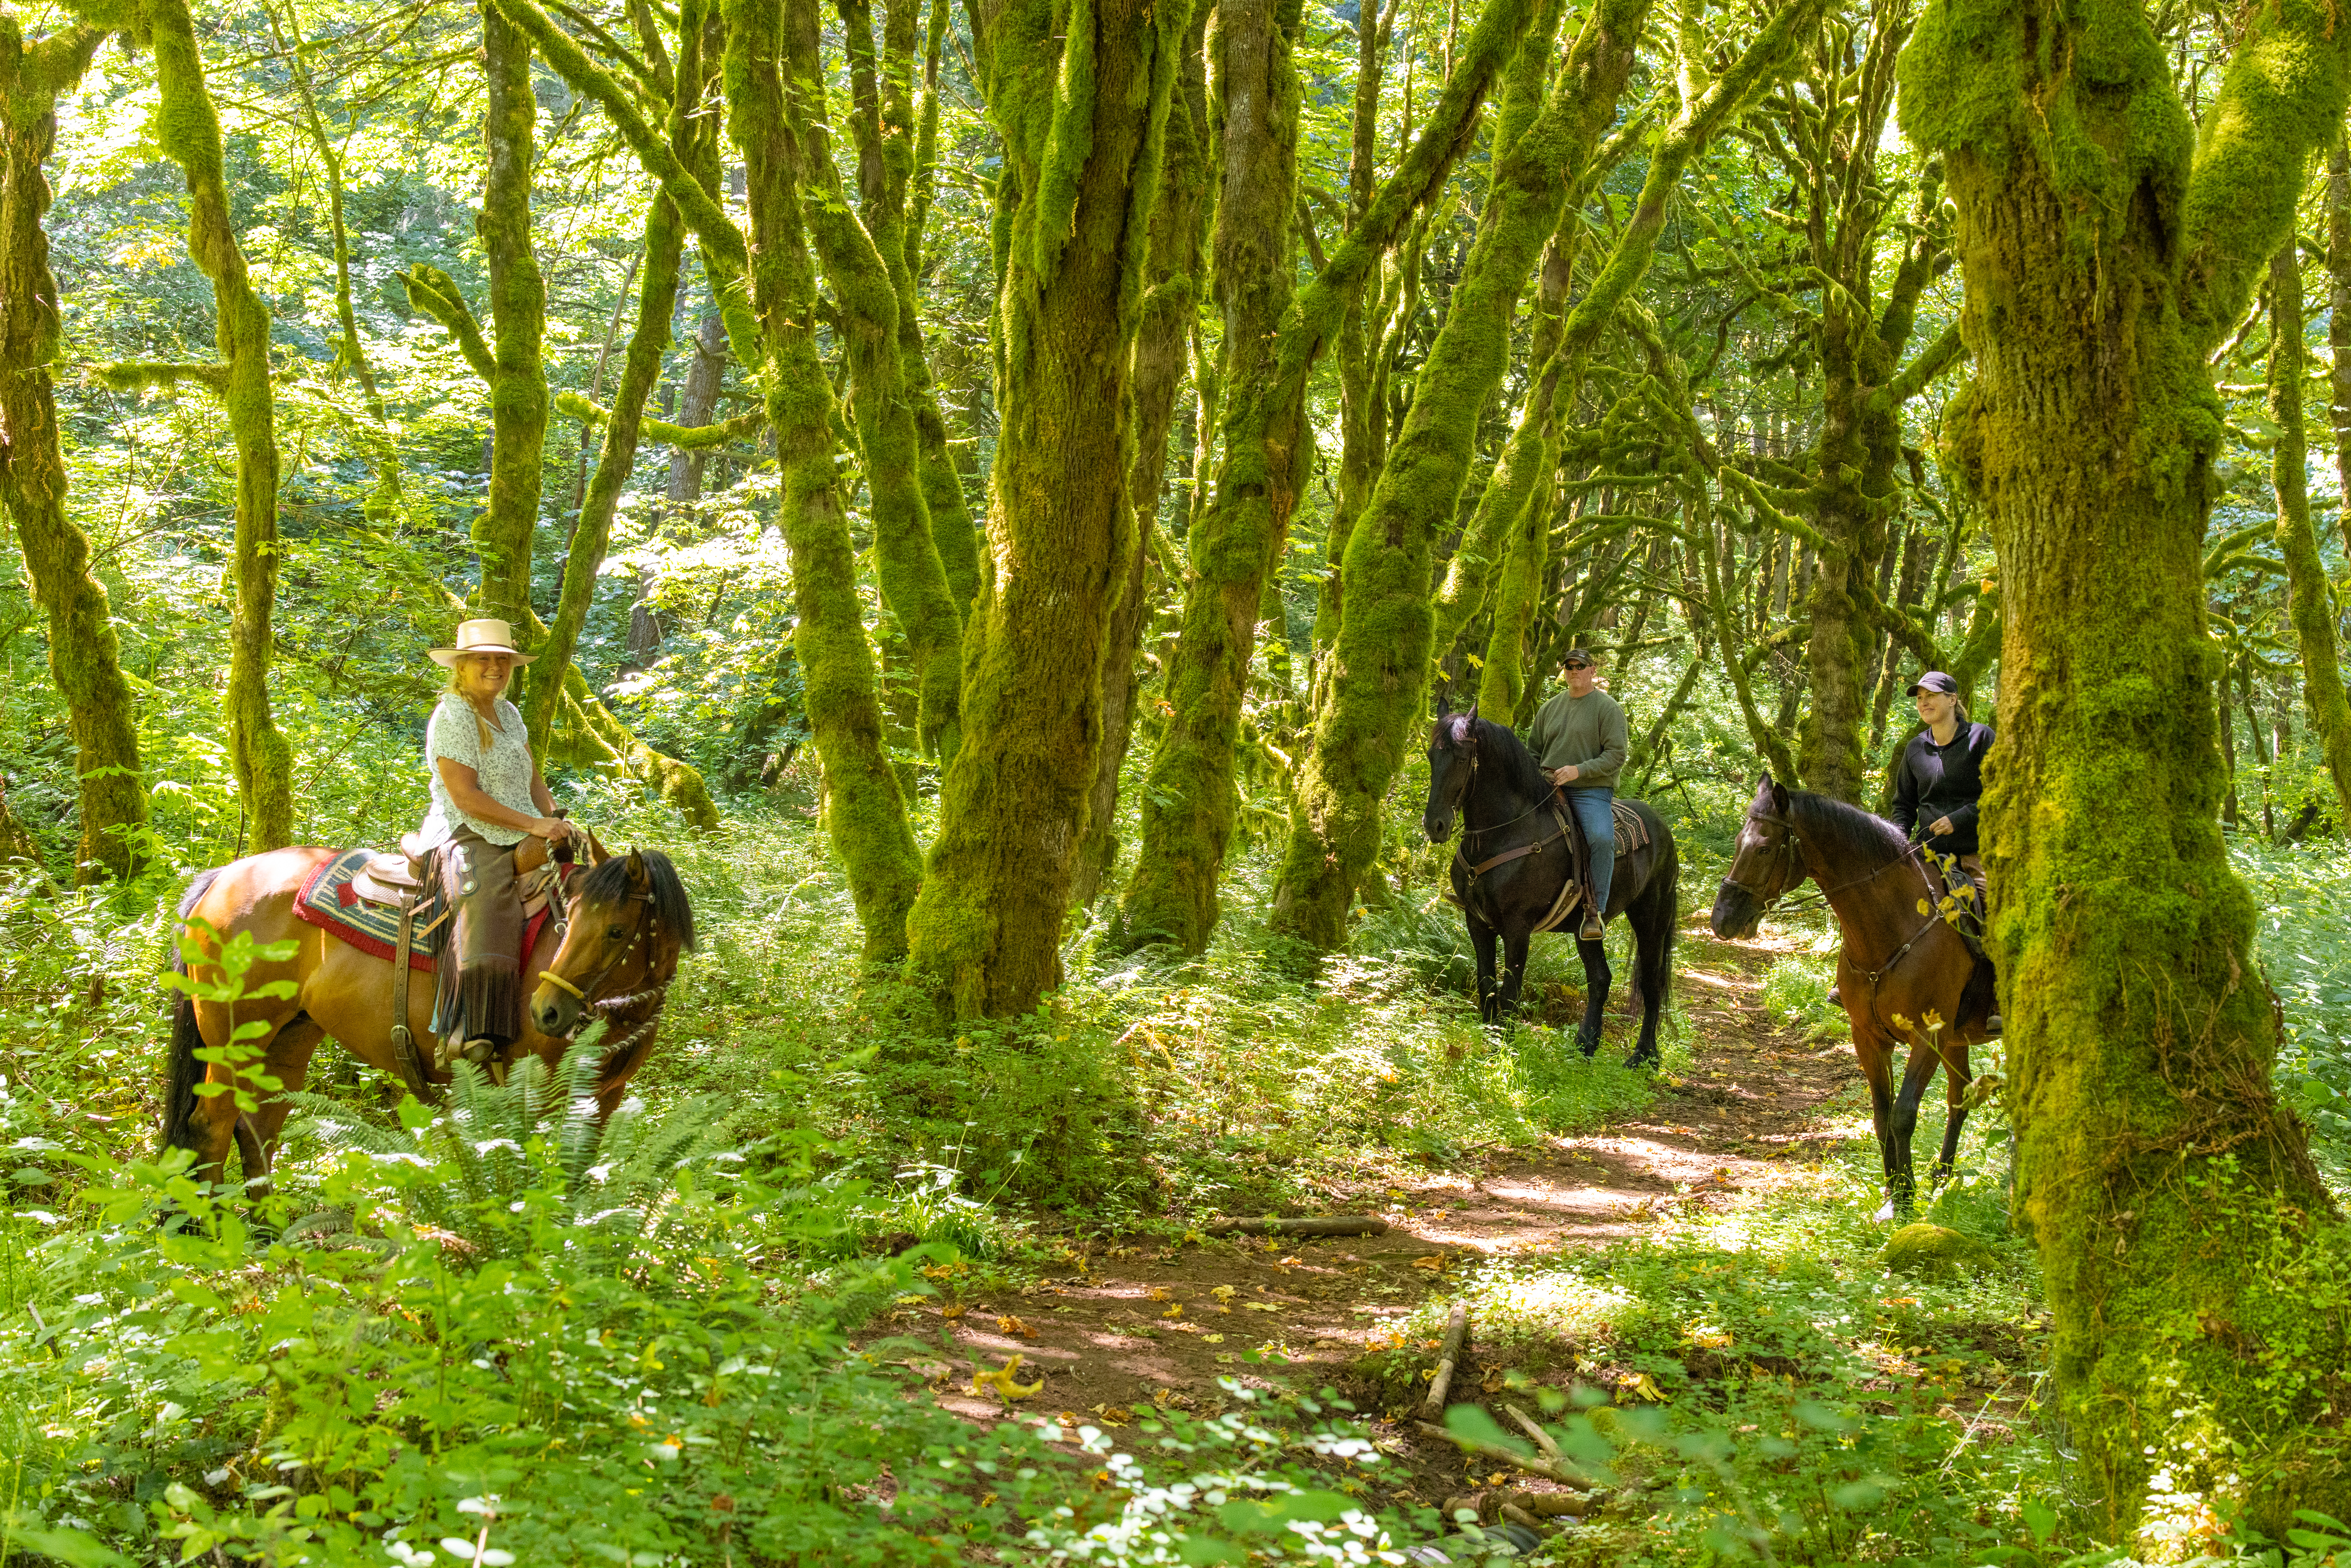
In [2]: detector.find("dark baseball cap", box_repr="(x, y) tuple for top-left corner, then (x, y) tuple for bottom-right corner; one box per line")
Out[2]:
(1560, 649), (1596, 669)
(1907, 671), (1959, 696)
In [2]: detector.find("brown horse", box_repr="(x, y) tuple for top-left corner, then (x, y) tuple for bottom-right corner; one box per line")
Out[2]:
(1708, 774), (1995, 1220)
(160, 840), (696, 1194)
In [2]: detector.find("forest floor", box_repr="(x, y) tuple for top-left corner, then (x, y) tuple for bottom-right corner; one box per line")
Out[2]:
(861, 913), (1878, 1503)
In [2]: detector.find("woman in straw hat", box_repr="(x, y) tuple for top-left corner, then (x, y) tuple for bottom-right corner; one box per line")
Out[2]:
(421, 619), (580, 1069)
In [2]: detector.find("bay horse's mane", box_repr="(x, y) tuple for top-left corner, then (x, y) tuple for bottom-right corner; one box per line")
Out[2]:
(1451, 713), (1553, 806)
(1784, 786), (1913, 868)
(581, 849), (698, 951)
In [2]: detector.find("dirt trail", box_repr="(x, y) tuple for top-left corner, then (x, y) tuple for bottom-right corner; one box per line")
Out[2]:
(868, 918), (1861, 1460)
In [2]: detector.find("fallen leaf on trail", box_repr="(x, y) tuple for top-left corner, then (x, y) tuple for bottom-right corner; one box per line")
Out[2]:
(997, 1314), (1036, 1339)
(941, 1304), (966, 1321)
(1410, 1255), (1446, 1272)
(1210, 1285), (1236, 1302)
(1147, 1286), (1172, 1302)
(1244, 1301), (1282, 1313)
(1202, 1333), (1224, 1343)
(1480, 1369), (1506, 1394)
(1090, 1403), (1132, 1426)
(972, 1355), (1044, 1401)
(1617, 1370), (1665, 1403)
(1161, 1303), (1184, 1318)
(892, 1294), (927, 1307)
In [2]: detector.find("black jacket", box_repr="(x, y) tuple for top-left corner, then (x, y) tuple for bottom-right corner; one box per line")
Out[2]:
(1890, 723), (1994, 857)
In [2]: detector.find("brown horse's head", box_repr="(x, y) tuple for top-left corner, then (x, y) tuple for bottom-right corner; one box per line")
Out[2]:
(530, 848), (696, 1041)
(1711, 773), (1807, 939)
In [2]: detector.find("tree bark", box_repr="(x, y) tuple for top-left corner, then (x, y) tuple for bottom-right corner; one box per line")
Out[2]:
(801, 0), (965, 759)
(0, 17), (146, 881)
(902, 0), (1194, 1016)
(1071, 11), (1209, 910)
(2267, 239), (2351, 829)
(1902, 0), (2351, 1534)
(475, 1), (547, 628)
(2331, 128), (2351, 561)
(148, 0), (295, 851)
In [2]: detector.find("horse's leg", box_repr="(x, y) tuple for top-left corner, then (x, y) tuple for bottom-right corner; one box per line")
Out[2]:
(1576, 933), (1611, 1057)
(1855, 1034), (1905, 1223)
(1931, 1038), (1972, 1191)
(1469, 914), (1500, 1025)
(1884, 1034), (1943, 1222)
(1499, 930), (1531, 1030)
(238, 1017), (327, 1201)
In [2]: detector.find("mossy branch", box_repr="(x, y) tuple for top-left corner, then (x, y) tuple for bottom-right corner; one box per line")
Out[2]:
(557, 389), (765, 448)
(1872, 317), (1967, 412)
(401, 266), (497, 381)
(91, 360), (231, 396)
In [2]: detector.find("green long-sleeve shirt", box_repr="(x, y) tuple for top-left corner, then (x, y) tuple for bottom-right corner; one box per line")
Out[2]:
(1526, 688), (1628, 790)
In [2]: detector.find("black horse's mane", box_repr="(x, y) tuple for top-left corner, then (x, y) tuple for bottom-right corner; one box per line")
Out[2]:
(582, 848), (698, 950)
(1452, 713), (1554, 805)
(1785, 786), (1912, 866)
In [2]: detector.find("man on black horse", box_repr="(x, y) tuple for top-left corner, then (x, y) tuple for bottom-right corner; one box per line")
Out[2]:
(1527, 648), (1628, 941)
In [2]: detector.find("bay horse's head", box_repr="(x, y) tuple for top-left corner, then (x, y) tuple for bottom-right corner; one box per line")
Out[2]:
(530, 848), (696, 1042)
(1423, 709), (1482, 842)
(1711, 773), (1808, 939)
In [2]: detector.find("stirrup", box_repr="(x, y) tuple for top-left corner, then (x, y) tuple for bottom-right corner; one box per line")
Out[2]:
(1579, 908), (1605, 941)
(1985, 1013), (2003, 1037)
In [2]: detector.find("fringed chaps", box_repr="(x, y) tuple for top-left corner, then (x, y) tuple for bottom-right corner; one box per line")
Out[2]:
(432, 824), (525, 1043)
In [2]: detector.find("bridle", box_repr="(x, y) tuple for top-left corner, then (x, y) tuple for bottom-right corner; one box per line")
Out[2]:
(1720, 805), (1945, 1027)
(537, 887), (675, 1048)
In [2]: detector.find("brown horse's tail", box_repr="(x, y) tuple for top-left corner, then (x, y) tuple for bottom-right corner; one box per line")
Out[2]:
(160, 867), (225, 1157)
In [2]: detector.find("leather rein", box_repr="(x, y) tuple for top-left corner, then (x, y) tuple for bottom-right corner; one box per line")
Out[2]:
(1723, 810), (1946, 1020)
(1447, 752), (1571, 881)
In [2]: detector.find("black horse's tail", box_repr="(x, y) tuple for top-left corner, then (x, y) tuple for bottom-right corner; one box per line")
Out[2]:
(1626, 809), (1678, 1019)
(160, 867), (225, 1157)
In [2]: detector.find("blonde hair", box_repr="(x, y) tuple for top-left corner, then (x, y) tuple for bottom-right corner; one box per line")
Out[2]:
(447, 655), (511, 751)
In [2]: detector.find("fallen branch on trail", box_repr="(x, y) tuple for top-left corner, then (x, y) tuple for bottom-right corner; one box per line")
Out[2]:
(1205, 1215), (1390, 1237)
(1414, 1421), (1606, 1491)
(1416, 1301), (1470, 1422)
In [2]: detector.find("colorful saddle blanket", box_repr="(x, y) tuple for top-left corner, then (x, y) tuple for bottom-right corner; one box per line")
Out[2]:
(294, 847), (555, 971)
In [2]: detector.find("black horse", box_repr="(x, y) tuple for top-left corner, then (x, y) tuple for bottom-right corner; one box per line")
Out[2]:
(1421, 710), (1679, 1064)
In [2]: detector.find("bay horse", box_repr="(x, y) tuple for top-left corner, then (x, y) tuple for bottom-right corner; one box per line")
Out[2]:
(1420, 711), (1679, 1066)
(1708, 773), (1994, 1220)
(160, 841), (695, 1194)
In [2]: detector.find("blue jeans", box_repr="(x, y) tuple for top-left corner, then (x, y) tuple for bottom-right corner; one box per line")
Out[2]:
(1564, 787), (1614, 922)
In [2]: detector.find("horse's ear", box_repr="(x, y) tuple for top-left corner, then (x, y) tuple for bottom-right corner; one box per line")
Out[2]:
(626, 846), (648, 887)
(586, 829), (612, 866)
(1768, 777), (1792, 814)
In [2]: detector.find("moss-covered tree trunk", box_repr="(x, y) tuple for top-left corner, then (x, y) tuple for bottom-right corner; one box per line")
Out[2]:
(0, 17), (146, 881)
(1072, 12), (1209, 910)
(901, 0), (1193, 1016)
(1115, 0), (1538, 954)
(1902, 0), (2351, 1534)
(804, 0), (964, 759)
(2267, 240), (2351, 828)
(149, 0), (295, 851)
(731, 0), (925, 957)
(2331, 129), (2351, 561)
(474, 1), (547, 627)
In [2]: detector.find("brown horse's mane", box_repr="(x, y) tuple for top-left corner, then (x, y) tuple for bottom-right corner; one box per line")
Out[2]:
(1785, 787), (1913, 869)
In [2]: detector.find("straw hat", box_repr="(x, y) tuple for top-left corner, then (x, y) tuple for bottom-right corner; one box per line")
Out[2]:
(428, 618), (536, 667)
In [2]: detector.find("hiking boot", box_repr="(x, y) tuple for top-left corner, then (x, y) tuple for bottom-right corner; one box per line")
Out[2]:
(1985, 1013), (2003, 1037)
(1579, 907), (1605, 942)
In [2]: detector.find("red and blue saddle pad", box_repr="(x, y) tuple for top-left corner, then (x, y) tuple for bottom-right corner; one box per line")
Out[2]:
(294, 847), (554, 971)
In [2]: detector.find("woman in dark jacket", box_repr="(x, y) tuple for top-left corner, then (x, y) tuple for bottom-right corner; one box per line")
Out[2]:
(1890, 670), (1993, 894)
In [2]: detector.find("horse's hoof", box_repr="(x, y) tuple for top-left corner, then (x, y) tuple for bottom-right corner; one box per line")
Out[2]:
(1626, 1052), (1659, 1072)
